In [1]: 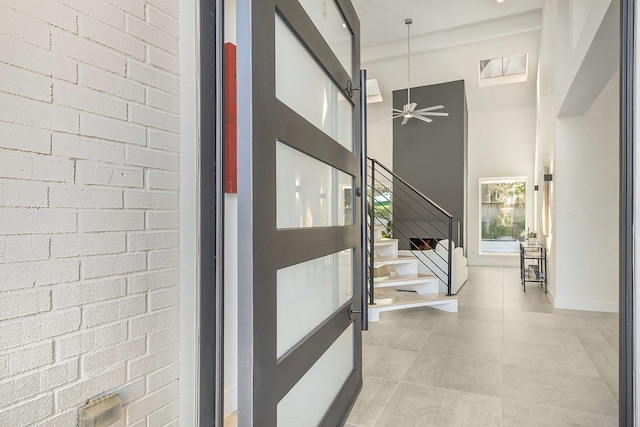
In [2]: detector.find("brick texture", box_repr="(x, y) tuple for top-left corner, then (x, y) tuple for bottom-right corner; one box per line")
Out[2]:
(0, 0), (182, 424)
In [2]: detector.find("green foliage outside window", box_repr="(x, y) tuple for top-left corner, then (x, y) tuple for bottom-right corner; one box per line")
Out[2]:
(480, 180), (526, 240)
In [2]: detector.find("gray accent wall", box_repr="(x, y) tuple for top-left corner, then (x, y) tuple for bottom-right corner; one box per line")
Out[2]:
(393, 80), (468, 249)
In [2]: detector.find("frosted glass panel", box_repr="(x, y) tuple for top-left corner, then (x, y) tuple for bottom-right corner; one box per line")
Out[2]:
(275, 15), (353, 152)
(276, 142), (353, 229)
(278, 324), (354, 426)
(277, 249), (353, 357)
(297, 0), (353, 76)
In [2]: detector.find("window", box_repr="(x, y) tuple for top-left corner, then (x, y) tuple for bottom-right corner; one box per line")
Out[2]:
(480, 178), (526, 253)
(478, 54), (528, 87)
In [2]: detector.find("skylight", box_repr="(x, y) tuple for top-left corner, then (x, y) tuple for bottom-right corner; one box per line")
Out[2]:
(478, 54), (528, 87)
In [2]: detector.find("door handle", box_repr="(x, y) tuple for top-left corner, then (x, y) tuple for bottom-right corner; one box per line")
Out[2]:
(358, 69), (369, 331)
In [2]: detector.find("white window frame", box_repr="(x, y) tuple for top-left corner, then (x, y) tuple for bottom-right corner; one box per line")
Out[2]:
(478, 176), (528, 254)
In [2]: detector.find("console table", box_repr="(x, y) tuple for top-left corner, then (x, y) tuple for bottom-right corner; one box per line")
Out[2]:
(520, 241), (547, 293)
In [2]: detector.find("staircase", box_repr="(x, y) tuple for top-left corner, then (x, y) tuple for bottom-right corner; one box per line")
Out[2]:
(368, 223), (458, 322)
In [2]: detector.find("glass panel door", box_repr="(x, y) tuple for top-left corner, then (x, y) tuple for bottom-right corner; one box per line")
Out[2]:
(236, 0), (363, 425)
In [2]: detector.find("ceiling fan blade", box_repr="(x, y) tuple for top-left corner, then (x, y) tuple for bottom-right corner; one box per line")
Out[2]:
(414, 105), (446, 113)
(408, 102), (417, 113)
(412, 115), (433, 123)
(401, 116), (410, 125)
(421, 112), (450, 117)
(382, 107), (406, 113)
(381, 113), (404, 122)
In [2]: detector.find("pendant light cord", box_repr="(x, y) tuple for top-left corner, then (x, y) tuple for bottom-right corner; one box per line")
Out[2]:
(406, 18), (412, 105)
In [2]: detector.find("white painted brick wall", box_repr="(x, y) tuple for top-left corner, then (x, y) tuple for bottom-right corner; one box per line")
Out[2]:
(0, 33), (78, 82)
(0, 4), (51, 48)
(106, 0), (145, 19)
(148, 248), (180, 269)
(126, 380), (179, 424)
(80, 112), (148, 145)
(81, 15), (144, 59)
(0, 289), (51, 321)
(79, 64), (146, 103)
(129, 344), (179, 380)
(0, 235), (50, 263)
(49, 186), (124, 209)
(148, 10), (179, 40)
(55, 323), (128, 360)
(0, 122), (51, 154)
(0, 0), (181, 424)
(128, 267), (180, 293)
(1, 179), (49, 207)
(127, 60), (180, 95)
(148, 45), (181, 75)
(147, 0), (179, 20)
(76, 161), (144, 188)
(54, 79), (129, 120)
(149, 129), (180, 152)
(148, 169), (181, 190)
(0, 63), (52, 102)
(147, 210), (180, 229)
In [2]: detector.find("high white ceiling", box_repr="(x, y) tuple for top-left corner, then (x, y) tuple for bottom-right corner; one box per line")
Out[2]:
(352, 0), (544, 49)
(351, 0), (545, 112)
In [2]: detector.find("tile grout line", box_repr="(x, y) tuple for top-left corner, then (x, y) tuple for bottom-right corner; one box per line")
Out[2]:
(369, 379), (401, 427)
(357, 267), (619, 424)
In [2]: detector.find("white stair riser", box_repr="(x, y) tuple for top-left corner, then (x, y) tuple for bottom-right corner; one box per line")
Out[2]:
(395, 279), (439, 295)
(373, 224), (383, 241)
(373, 262), (417, 276)
(368, 298), (458, 322)
(374, 241), (398, 258)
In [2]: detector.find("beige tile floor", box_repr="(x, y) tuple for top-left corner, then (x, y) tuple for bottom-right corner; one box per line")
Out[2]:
(346, 266), (619, 427)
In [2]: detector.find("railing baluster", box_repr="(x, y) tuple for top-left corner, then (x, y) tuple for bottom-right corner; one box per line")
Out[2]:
(369, 160), (376, 306)
(365, 157), (457, 297)
(447, 216), (453, 296)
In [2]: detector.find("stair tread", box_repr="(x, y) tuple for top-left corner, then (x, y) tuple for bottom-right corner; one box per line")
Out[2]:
(370, 287), (455, 308)
(374, 255), (414, 261)
(374, 273), (438, 284)
(373, 256), (416, 267)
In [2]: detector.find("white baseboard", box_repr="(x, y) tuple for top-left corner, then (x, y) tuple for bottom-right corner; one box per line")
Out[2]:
(554, 297), (619, 313)
(468, 253), (519, 267)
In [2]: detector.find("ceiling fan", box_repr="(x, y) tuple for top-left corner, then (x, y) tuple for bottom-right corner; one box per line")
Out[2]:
(385, 18), (450, 125)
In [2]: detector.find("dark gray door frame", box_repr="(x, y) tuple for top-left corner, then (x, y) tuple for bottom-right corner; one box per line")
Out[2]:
(620, 0), (634, 425)
(195, 0), (635, 425)
(199, 0), (225, 425)
(236, 0), (363, 425)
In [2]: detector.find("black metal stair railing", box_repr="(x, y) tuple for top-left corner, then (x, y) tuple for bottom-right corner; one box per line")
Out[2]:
(365, 157), (457, 303)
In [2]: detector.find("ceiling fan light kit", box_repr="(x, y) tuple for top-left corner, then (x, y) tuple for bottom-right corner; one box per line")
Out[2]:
(386, 18), (450, 125)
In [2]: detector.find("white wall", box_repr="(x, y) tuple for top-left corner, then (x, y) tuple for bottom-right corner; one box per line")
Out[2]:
(467, 105), (537, 266)
(570, 0), (596, 49)
(179, 0), (199, 425)
(554, 72), (619, 312)
(365, 29), (540, 168)
(535, 0), (619, 311)
(0, 1), (182, 424)
(364, 30), (539, 265)
(534, 0), (559, 297)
